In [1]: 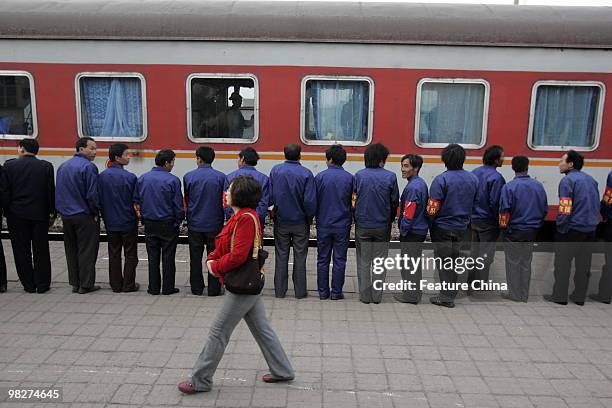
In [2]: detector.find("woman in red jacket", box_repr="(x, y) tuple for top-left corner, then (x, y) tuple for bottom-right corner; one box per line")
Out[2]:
(178, 175), (294, 394)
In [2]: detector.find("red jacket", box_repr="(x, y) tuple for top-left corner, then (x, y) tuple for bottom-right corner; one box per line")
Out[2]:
(207, 208), (260, 283)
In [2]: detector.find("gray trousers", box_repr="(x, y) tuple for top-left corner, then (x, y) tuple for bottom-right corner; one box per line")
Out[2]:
(274, 223), (309, 298)
(469, 220), (500, 285)
(355, 226), (390, 303)
(63, 215), (100, 290)
(191, 292), (294, 391)
(396, 233), (426, 303)
(503, 229), (537, 302)
(595, 221), (612, 302)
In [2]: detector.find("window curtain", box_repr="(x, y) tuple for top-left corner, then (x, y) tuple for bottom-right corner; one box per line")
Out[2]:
(308, 80), (368, 141)
(81, 77), (143, 137)
(419, 83), (485, 145)
(532, 86), (599, 147)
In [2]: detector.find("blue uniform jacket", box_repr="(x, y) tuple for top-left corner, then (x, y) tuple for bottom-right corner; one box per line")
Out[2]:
(226, 165), (270, 224)
(98, 163), (138, 233)
(602, 171), (612, 221)
(556, 169), (600, 234)
(428, 170), (479, 231)
(499, 174), (548, 231)
(270, 160), (317, 225)
(184, 164), (227, 233)
(399, 175), (429, 236)
(472, 165), (506, 224)
(136, 167), (184, 226)
(315, 164), (353, 231)
(354, 167), (399, 229)
(55, 153), (99, 218)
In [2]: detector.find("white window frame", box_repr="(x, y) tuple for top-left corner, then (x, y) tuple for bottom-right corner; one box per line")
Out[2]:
(186, 73), (259, 144)
(414, 78), (490, 149)
(300, 75), (374, 146)
(0, 70), (39, 140)
(527, 80), (605, 152)
(75, 72), (148, 142)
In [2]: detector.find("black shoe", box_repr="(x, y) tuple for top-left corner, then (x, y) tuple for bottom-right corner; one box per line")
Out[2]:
(330, 293), (344, 300)
(123, 283), (140, 293)
(162, 288), (180, 295)
(37, 287), (50, 294)
(191, 289), (203, 296)
(296, 293), (308, 299)
(0, 284), (7, 293)
(360, 299), (370, 304)
(78, 285), (101, 294)
(588, 294), (611, 304)
(569, 294), (584, 306)
(147, 289), (160, 295)
(501, 292), (520, 302)
(24, 287), (37, 293)
(393, 294), (418, 304)
(429, 296), (455, 308)
(543, 294), (567, 305)
(319, 294), (330, 300)
(72, 286), (79, 293)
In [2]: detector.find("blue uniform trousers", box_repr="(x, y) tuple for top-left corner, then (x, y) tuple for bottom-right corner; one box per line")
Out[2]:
(316, 227), (350, 297)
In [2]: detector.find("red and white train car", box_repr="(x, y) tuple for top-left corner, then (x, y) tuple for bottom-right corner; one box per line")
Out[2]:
(0, 0), (611, 221)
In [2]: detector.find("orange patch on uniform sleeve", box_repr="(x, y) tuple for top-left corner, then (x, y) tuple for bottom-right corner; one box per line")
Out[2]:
(604, 187), (612, 206)
(426, 198), (441, 216)
(558, 197), (573, 215)
(499, 212), (510, 228)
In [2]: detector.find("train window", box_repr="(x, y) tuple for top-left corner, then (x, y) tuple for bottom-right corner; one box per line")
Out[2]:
(415, 79), (489, 148)
(528, 81), (605, 151)
(76, 73), (147, 142)
(0, 71), (37, 139)
(301, 76), (373, 146)
(187, 74), (258, 143)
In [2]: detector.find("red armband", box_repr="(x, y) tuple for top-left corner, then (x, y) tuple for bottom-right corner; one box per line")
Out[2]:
(558, 197), (573, 215)
(604, 187), (612, 206)
(499, 212), (510, 228)
(403, 201), (416, 219)
(426, 198), (441, 216)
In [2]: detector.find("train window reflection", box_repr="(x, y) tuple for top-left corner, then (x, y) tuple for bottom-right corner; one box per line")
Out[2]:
(188, 75), (258, 143)
(528, 81), (604, 151)
(301, 76), (373, 146)
(415, 79), (489, 149)
(76, 73), (147, 141)
(0, 71), (37, 139)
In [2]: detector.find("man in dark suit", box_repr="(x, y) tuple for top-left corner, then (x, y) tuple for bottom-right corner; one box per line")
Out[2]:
(1, 138), (55, 293)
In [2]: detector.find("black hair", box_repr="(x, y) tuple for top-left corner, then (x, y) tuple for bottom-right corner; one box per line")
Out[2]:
(230, 175), (262, 209)
(284, 144), (301, 161)
(155, 149), (176, 167)
(483, 145), (504, 166)
(19, 138), (39, 155)
(325, 144), (347, 166)
(565, 149), (584, 170)
(75, 137), (95, 152)
(196, 146), (215, 164)
(441, 144), (465, 171)
(511, 156), (529, 173)
(364, 143), (390, 168)
(109, 143), (129, 162)
(400, 153), (423, 173)
(239, 147), (260, 166)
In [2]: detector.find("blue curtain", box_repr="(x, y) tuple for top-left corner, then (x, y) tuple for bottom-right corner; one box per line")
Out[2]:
(81, 77), (143, 137)
(533, 86), (599, 147)
(419, 83), (485, 145)
(307, 80), (368, 141)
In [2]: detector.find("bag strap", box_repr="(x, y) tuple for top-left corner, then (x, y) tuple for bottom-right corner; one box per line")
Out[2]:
(230, 212), (262, 259)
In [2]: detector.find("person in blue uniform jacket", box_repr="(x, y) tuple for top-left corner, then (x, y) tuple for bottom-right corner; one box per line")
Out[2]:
(56, 137), (101, 294)
(270, 144), (317, 299)
(469, 145), (505, 290)
(394, 154), (428, 304)
(98, 143), (139, 293)
(427, 144), (479, 308)
(314, 145), (353, 301)
(498, 156), (547, 302)
(226, 147), (270, 228)
(136, 150), (184, 296)
(354, 143), (399, 304)
(184, 146), (227, 296)
(545, 150), (600, 306)
(590, 170), (612, 304)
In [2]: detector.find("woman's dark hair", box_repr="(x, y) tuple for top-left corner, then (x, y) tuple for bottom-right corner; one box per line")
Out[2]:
(230, 175), (262, 209)
(364, 143), (389, 168)
(483, 145), (504, 166)
(109, 143), (129, 162)
(239, 147), (260, 166)
(19, 138), (39, 155)
(565, 149), (584, 170)
(400, 153), (423, 173)
(284, 144), (301, 161)
(75, 136), (95, 151)
(441, 144), (465, 170)
(325, 144), (347, 166)
(511, 156), (529, 173)
(155, 149), (176, 167)
(196, 146), (215, 164)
